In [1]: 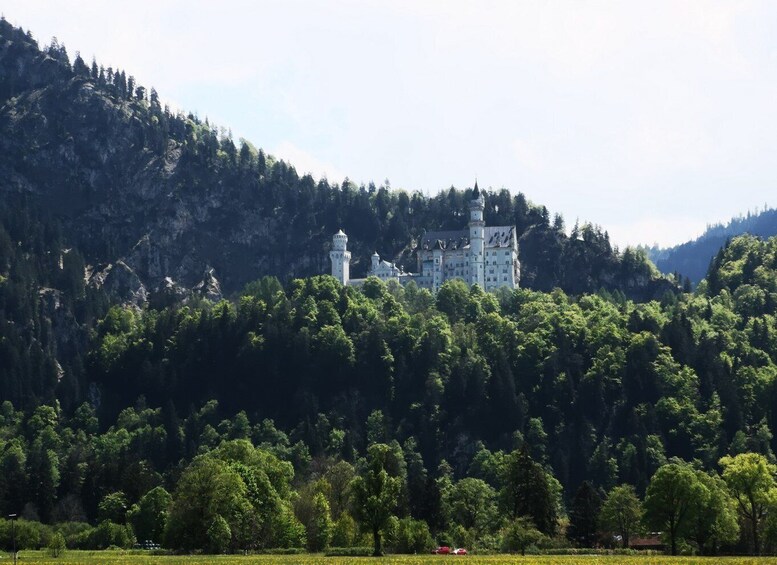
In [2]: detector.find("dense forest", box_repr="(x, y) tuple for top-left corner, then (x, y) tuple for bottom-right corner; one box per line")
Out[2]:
(1, 233), (777, 554)
(3, 16), (777, 557)
(647, 206), (777, 285)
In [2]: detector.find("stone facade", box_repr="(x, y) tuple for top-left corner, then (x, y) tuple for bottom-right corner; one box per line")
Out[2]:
(330, 184), (520, 291)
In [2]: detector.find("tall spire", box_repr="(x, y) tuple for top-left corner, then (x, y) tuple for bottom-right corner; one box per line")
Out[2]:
(473, 178), (480, 198)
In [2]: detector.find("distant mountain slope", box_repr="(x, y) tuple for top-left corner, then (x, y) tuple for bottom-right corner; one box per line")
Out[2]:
(647, 207), (777, 285)
(0, 18), (674, 303)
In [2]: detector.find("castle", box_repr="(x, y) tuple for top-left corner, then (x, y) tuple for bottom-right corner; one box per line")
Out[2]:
(330, 183), (520, 291)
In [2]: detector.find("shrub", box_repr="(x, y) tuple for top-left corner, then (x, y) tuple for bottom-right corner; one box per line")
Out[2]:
(47, 531), (66, 557)
(324, 546), (374, 556)
(391, 517), (434, 554)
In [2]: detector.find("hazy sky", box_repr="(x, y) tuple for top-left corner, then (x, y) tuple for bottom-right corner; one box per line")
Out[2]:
(3, 1), (776, 247)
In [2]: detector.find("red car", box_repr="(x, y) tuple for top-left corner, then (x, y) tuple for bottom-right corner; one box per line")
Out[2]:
(433, 546), (451, 555)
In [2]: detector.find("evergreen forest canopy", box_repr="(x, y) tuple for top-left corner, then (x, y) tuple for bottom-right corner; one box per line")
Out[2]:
(1, 233), (777, 555)
(3, 16), (777, 557)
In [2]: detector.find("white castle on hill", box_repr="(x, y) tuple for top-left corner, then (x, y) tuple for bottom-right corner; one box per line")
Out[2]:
(330, 182), (520, 292)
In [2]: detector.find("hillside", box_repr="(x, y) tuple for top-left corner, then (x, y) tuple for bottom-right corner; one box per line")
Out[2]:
(0, 18), (675, 306)
(1, 233), (777, 553)
(647, 207), (777, 284)
(2, 17), (777, 556)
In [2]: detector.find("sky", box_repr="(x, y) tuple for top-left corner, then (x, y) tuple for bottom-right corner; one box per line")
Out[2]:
(3, 1), (776, 248)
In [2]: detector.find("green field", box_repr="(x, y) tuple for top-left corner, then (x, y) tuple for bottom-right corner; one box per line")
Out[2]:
(7, 553), (777, 565)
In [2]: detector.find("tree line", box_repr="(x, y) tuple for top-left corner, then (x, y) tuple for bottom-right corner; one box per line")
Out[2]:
(0, 398), (776, 555)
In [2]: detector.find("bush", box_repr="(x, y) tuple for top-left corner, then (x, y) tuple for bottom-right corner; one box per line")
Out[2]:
(257, 547), (307, 554)
(47, 531), (66, 557)
(0, 518), (46, 549)
(324, 546), (374, 556)
(53, 522), (93, 549)
(443, 523), (474, 549)
(501, 517), (545, 556)
(391, 517), (433, 554)
(88, 520), (135, 549)
(330, 512), (357, 547)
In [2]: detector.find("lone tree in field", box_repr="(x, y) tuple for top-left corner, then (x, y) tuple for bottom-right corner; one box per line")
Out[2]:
(351, 443), (401, 556)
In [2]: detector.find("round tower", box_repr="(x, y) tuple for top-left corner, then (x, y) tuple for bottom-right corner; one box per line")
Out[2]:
(469, 181), (485, 287)
(330, 229), (351, 285)
(371, 251), (380, 274)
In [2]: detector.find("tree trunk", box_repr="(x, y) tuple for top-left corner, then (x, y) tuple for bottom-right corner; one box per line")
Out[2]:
(622, 530), (629, 549)
(372, 526), (382, 557)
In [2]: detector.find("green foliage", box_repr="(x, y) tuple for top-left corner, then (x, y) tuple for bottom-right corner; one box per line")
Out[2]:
(500, 448), (559, 536)
(89, 520), (134, 549)
(47, 531), (66, 557)
(566, 481), (600, 548)
(644, 462), (703, 555)
(689, 470), (739, 554)
(500, 516), (544, 555)
(351, 443), (402, 556)
(306, 492), (332, 552)
(0, 518), (44, 549)
(207, 515), (231, 554)
(720, 452), (777, 554)
(331, 512), (358, 548)
(98, 492), (128, 524)
(0, 232), (773, 556)
(598, 485), (643, 549)
(164, 456), (250, 551)
(127, 486), (171, 544)
(0, 53), (777, 556)
(390, 517), (434, 554)
(445, 477), (497, 536)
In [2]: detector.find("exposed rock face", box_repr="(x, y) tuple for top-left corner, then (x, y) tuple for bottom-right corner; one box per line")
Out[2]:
(0, 74), (326, 303)
(193, 267), (223, 302)
(90, 261), (148, 307)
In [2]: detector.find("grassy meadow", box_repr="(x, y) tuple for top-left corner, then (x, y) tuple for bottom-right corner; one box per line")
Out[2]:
(8, 553), (777, 565)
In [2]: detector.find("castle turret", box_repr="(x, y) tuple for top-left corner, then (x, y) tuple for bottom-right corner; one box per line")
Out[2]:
(469, 181), (485, 287)
(371, 251), (380, 273)
(330, 229), (351, 285)
(432, 240), (444, 291)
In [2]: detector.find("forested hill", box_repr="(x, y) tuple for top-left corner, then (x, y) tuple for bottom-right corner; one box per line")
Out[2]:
(1, 233), (776, 553)
(0, 18), (673, 305)
(3, 19), (777, 555)
(647, 206), (777, 285)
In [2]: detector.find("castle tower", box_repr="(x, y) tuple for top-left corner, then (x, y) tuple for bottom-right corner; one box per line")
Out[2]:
(330, 229), (351, 285)
(371, 251), (380, 274)
(469, 181), (485, 287)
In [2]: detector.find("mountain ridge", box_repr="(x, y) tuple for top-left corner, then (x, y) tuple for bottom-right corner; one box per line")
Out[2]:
(646, 206), (777, 284)
(0, 17), (675, 305)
